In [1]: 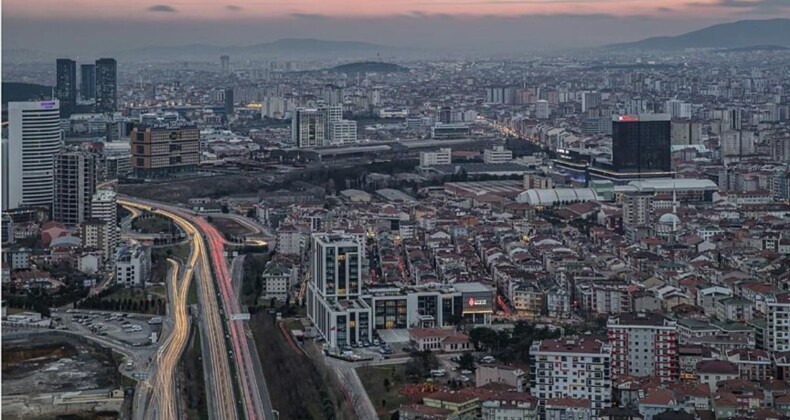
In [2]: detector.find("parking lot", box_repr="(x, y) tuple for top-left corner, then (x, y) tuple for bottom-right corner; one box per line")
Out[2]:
(59, 310), (161, 346)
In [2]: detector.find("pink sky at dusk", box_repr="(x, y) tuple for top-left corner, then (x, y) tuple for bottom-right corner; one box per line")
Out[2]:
(2, 0), (763, 19)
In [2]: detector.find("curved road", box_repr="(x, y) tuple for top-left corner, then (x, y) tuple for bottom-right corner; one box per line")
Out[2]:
(119, 199), (239, 420)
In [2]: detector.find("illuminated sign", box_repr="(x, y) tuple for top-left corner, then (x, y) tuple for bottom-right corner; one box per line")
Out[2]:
(617, 115), (639, 122)
(40, 101), (56, 109)
(468, 297), (488, 307)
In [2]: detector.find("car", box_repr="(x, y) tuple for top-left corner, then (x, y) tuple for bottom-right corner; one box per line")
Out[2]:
(460, 369), (472, 375)
(459, 375), (470, 382)
(481, 356), (495, 363)
(372, 339), (380, 346)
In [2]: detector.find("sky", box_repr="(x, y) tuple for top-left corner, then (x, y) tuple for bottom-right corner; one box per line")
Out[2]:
(2, 0), (789, 54)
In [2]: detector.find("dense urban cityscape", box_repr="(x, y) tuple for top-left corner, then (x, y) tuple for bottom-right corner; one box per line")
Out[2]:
(2, 8), (790, 420)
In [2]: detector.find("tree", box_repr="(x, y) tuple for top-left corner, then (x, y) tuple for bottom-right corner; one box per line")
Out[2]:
(383, 377), (391, 392)
(220, 205), (230, 214)
(458, 352), (476, 372)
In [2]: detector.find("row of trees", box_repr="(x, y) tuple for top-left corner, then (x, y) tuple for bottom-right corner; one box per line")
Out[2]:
(77, 296), (166, 315)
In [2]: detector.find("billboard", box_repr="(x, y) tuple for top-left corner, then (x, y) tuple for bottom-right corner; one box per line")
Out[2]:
(462, 291), (494, 314)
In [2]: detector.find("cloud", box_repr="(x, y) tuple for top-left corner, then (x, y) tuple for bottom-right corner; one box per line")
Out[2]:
(698, 0), (790, 11)
(657, 6), (673, 12)
(147, 5), (177, 12)
(225, 5), (242, 11)
(289, 13), (327, 19)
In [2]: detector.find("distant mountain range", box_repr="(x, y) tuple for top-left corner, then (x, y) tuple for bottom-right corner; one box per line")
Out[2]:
(2, 82), (52, 105)
(328, 61), (408, 74)
(608, 19), (790, 50)
(117, 38), (396, 60)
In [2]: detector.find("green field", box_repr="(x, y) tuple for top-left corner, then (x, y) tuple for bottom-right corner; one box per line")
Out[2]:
(356, 364), (410, 419)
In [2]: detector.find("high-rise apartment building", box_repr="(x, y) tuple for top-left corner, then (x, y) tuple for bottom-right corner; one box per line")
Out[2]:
(220, 55), (230, 73)
(611, 114), (671, 174)
(292, 108), (328, 148)
(770, 136), (790, 162)
(5, 101), (62, 210)
(324, 84), (343, 105)
(536, 100), (550, 120)
(622, 193), (654, 227)
(130, 124), (200, 178)
(720, 130), (755, 159)
(95, 58), (117, 113)
(81, 219), (112, 261)
(224, 88), (234, 117)
(81, 64), (96, 100)
(53, 151), (97, 226)
(439, 106), (452, 124)
(608, 312), (678, 383)
(306, 233), (372, 348)
(56, 59), (77, 118)
(665, 99), (692, 119)
(767, 293), (790, 352)
(529, 336), (612, 418)
(91, 189), (119, 260)
(581, 91), (602, 113)
(670, 121), (702, 145)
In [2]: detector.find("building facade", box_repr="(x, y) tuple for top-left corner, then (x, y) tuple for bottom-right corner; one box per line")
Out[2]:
(420, 148), (452, 166)
(80, 64), (96, 100)
(530, 336), (612, 418)
(115, 245), (151, 287)
(611, 114), (672, 175)
(484, 146), (513, 164)
(53, 151), (97, 226)
(608, 312), (679, 383)
(131, 124), (200, 178)
(306, 233), (372, 348)
(56, 59), (77, 118)
(5, 101), (62, 210)
(95, 58), (117, 113)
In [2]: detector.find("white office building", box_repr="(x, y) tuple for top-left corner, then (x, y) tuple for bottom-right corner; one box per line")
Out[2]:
(483, 146), (513, 164)
(115, 244), (151, 287)
(420, 148), (452, 166)
(536, 100), (550, 120)
(4, 100), (62, 210)
(768, 293), (790, 352)
(306, 233), (372, 348)
(328, 120), (358, 145)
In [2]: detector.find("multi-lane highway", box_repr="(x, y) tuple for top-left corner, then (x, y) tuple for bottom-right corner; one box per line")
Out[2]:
(147, 257), (194, 419)
(194, 216), (268, 419)
(119, 198), (240, 420)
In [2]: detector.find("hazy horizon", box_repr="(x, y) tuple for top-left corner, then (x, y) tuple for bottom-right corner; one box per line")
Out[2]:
(3, 0), (789, 56)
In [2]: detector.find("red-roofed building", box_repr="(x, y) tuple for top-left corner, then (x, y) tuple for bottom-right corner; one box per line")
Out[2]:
(409, 328), (472, 353)
(544, 398), (592, 420)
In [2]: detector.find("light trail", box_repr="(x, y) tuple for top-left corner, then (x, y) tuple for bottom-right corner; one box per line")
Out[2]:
(119, 199), (239, 420)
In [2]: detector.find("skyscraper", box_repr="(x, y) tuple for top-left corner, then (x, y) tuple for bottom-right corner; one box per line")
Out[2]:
(81, 64), (96, 100)
(536, 100), (550, 119)
(56, 59), (77, 118)
(53, 151), (97, 226)
(224, 88), (234, 117)
(95, 58), (117, 113)
(611, 114), (671, 174)
(292, 108), (328, 148)
(220, 55), (230, 73)
(5, 101), (62, 210)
